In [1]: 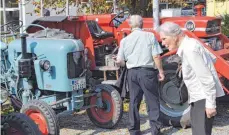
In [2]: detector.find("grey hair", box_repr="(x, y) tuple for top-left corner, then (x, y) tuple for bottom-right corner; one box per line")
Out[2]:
(128, 15), (143, 29)
(157, 22), (184, 36)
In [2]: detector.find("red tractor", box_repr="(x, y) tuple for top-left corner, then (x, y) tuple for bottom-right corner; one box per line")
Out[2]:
(26, 9), (229, 128)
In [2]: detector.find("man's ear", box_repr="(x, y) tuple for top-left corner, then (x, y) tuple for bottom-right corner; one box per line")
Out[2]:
(174, 36), (179, 43)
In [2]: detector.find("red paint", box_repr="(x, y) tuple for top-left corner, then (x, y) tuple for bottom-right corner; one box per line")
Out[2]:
(25, 110), (48, 135)
(26, 14), (229, 94)
(89, 91), (114, 123)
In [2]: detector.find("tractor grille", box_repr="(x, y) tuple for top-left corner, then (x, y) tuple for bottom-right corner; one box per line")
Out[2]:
(206, 20), (220, 35)
(201, 37), (223, 51)
(67, 52), (84, 79)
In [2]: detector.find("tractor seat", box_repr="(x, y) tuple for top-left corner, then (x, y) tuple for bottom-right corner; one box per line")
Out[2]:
(87, 20), (114, 39)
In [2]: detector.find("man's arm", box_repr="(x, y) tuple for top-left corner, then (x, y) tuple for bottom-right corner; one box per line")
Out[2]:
(153, 55), (164, 74)
(151, 34), (164, 81)
(115, 39), (126, 67)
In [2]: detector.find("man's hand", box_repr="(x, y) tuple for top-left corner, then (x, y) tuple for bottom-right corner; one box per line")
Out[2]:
(112, 55), (117, 61)
(112, 55), (125, 67)
(158, 72), (165, 81)
(206, 108), (217, 118)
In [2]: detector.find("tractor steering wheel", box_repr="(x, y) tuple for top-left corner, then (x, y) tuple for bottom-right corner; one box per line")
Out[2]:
(0, 20), (23, 34)
(109, 10), (130, 28)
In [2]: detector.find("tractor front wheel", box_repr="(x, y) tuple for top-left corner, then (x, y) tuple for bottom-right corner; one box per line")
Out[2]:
(87, 84), (123, 129)
(21, 100), (59, 135)
(1, 113), (41, 135)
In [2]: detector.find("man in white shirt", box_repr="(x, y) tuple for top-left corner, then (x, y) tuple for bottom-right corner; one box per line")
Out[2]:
(114, 15), (164, 135)
(158, 22), (225, 135)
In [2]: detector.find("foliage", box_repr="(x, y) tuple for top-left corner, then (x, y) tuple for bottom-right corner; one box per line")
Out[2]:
(1, 106), (14, 115)
(222, 14), (229, 36)
(0, 11), (3, 25)
(1, 101), (14, 115)
(26, 0), (188, 16)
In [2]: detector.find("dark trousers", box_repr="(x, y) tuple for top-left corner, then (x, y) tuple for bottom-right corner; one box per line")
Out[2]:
(127, 68), (161, 135)
(191, 99), (214, 135)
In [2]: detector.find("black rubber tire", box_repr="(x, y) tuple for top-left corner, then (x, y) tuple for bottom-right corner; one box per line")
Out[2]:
(20, 100), (59, 135)
(159, 56), (191, 128)
(1, 113), (41, 135)
(87, 84), (123, 129)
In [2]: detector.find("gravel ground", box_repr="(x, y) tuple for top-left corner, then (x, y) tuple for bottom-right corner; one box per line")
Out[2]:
(59, 101), (229, 135)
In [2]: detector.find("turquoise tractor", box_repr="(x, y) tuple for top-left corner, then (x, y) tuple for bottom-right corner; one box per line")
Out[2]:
(1, 25), (123, 134)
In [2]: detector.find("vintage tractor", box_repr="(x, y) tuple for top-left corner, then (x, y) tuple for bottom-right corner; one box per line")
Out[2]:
(4, 8), (229, 130)
(0, 20), (123, 135)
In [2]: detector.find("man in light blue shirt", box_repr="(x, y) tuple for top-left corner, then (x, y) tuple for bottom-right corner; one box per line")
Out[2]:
(114, 15), (164, 135)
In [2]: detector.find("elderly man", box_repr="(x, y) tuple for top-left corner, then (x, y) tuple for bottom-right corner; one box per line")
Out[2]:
(114, 15), (164, 135)
(158, 22), (225, 135)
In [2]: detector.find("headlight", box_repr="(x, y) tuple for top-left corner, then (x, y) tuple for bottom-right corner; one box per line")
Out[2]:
(185, 20), (195, 31)
(40, 60), (51, 71)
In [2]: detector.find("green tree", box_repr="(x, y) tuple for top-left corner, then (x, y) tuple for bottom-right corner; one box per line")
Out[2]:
(29, 0), (188, 16)
(222, 14), (229, 36)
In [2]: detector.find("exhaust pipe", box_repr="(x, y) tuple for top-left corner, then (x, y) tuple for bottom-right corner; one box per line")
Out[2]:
(21, 33), (28, 59)
(18, 33), (31, 78)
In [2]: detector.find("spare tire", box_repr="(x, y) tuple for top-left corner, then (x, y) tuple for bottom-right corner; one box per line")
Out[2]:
(159, 55), (191, 128)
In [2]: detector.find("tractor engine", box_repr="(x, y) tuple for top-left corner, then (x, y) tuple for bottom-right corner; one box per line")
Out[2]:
(94, 44), (117, 66)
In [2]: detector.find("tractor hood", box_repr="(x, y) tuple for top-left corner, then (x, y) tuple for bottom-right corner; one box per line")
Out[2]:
(7, 38), (84, 92)
(118, 16), (221, 38)
(160, 16), (221, 37)
(8, 38), (84, 56)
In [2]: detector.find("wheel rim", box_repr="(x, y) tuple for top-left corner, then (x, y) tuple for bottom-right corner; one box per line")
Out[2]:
(160, 99), (190, 117)
(25, 110), (48, 135)
(89, 91), (114, 123)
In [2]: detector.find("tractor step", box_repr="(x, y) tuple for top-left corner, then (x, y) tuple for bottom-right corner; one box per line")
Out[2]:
(101, 80), (117, 85)
(94, 66), (119, 71)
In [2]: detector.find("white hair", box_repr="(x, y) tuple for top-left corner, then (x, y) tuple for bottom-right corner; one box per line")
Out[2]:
(128, 15), (143, 29)
(158, 22), (183, 36)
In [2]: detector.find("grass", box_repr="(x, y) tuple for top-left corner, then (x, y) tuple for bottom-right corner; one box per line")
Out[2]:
(1, 100), (14, 115)
(1, 36), (16, 44)
(123, 100), (147, 114)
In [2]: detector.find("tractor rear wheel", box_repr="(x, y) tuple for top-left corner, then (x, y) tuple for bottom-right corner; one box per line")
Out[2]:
(21, 100), (59, 135)
(1, 113), (41, 135)
(159, 56), (191, 128)
(87, 84), (123, 129)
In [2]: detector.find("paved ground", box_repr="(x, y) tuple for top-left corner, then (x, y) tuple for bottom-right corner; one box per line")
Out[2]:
(59, 99), (229, 135)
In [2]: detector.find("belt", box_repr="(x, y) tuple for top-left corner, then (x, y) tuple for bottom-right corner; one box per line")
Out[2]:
(130, 67), (157, 71)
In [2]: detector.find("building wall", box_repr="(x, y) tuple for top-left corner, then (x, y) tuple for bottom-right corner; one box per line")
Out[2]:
(207, 0), (229, 16)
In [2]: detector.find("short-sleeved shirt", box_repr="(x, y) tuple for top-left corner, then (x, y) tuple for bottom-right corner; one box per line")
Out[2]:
(117, 28), (162, 69)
